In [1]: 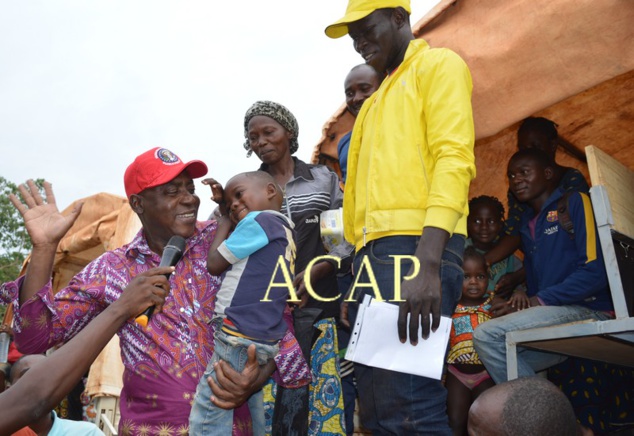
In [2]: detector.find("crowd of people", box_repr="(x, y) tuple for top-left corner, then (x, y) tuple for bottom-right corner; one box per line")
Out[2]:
(0, 0), (631, 435)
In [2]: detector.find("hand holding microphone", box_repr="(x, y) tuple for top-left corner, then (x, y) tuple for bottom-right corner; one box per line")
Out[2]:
(135, 235), (187, 327)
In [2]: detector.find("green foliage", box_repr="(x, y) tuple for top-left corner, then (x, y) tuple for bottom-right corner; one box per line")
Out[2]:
(0, 177), (45, 284)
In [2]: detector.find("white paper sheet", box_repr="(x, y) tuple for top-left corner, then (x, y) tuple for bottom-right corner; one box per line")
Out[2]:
(345, 295), (451, 380)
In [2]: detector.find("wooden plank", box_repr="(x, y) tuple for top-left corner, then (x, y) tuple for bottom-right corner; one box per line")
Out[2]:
(519, 336), (634, 367)
(586, 145), (634, 239)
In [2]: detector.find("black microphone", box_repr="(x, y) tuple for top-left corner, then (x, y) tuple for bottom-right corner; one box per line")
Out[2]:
(135, 235), (186, 327)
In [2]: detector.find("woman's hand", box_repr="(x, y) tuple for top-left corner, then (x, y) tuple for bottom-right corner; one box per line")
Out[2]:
(292, 262), (335, 308)
(292, 270), (308, 307)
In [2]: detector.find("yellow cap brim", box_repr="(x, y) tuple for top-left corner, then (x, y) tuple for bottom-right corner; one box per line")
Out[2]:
(324, 9), (375, 39)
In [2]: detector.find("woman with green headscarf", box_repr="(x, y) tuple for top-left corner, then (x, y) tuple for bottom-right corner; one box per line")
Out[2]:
(244, 100), (351, 436)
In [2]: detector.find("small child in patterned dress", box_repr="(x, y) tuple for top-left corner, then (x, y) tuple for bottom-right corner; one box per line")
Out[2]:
(446, 246), (495, 436)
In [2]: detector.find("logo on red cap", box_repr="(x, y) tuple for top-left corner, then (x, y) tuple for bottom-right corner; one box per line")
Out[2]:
(155, 148), (181, 165)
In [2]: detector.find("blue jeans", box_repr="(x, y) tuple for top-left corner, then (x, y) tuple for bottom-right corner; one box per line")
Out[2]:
(349, 234), (464, 435)
(473, 304), (613, 383)
(189, 328), (278, 435)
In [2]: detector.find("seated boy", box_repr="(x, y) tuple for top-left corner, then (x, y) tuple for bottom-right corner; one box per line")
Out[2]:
(189, 171), (303, 435)
(473, 149), (614, 383)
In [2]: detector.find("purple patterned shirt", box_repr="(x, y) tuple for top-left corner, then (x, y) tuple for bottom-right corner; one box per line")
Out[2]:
(1, 221), (266, 435)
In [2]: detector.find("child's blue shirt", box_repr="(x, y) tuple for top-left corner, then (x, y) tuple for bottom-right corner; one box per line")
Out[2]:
(216, 210), (295, 341)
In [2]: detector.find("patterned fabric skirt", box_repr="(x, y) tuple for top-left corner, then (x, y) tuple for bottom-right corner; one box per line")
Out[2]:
(263, 318), (346, 436)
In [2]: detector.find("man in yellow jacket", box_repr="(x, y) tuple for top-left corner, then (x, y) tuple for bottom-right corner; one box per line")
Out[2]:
(326, 0), (476, 434)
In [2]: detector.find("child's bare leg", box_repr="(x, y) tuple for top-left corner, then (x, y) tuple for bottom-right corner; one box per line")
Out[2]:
(446, 369), (472, 436)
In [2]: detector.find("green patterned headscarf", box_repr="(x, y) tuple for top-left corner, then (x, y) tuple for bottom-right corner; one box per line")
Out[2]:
(243, 100), (299, 157)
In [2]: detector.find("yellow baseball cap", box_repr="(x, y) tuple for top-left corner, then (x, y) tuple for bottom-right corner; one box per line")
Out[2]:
(324, 0), (411, 39)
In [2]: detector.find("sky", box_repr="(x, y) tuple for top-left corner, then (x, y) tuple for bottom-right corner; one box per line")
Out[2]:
(1, 0), (436, 219)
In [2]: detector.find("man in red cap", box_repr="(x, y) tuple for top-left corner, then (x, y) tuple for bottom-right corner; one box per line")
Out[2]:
(2, 148), (276, 435)
(326, 1), (476, 434)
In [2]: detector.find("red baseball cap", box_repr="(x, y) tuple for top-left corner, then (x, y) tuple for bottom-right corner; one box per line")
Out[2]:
(124, 147), (208, 198)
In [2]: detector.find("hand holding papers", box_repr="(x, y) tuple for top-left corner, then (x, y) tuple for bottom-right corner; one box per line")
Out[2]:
(345, 295), (451, 380)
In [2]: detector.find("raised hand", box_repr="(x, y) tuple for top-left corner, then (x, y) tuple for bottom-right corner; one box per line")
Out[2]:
(202, 178), (231, 222)
(9, 180), (84, 303)
(8, 180), (82, 248)
(202, 178), (224, 204)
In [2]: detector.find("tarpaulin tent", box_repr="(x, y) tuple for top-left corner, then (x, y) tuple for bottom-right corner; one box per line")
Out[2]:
(312, 0), (634, 204)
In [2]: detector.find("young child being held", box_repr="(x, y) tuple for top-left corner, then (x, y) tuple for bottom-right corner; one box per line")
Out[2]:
(446, 246), (496, 436)
(189, 171), (299, 435)
(466, 195), (529, 312)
